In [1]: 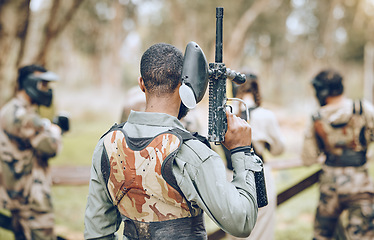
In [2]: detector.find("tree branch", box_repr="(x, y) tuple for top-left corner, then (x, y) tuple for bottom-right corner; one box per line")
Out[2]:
(226, 0), (273, 67)
(35, 0), (85, 65)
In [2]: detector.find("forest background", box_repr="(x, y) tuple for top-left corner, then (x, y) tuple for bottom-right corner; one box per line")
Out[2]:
(1, 0), (374, 239)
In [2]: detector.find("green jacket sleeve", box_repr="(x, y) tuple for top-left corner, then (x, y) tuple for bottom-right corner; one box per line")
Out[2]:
(84, 140), (122, 239)
(173, 140), (258, 238)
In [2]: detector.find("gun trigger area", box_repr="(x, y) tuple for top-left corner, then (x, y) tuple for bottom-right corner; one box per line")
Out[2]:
(226, 105), (233, 113)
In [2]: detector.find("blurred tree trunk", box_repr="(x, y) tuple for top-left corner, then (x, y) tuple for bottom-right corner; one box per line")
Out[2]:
(0, 0), (84, 107)
(364, 42), (374, 102)
(0, 0), (30, 107)
(169, 0), (187, 49)
(321, 0), (340, 61)
(97, 0), (129, 87)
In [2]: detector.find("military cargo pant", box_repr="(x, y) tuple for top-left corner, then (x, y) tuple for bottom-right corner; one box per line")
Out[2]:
(11, 210), (56, 240)
(313, 169), (374, 240)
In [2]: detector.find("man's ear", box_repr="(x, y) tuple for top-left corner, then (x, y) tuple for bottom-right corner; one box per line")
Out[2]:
(138, 77), (146, 93)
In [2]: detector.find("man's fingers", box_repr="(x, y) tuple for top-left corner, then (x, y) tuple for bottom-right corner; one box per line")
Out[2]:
(226, 110), (236, 125)
(226, 111), (250, 128)
(224, 111), (252, 149)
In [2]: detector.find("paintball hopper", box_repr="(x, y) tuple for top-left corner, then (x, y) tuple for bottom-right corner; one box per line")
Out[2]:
(179, 42), (209, 109)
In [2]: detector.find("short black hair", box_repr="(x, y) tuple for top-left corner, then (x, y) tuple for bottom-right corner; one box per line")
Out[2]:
(313, 69), (343, 96)
(18, 64), (47, 90)
(140, 43), (183, 95)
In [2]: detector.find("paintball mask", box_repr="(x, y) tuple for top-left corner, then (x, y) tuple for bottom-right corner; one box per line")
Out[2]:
(23, 71), (59, 107)
(179, 42), (209, 109)
(311, 70), (343, 106)
(179, 41), (246, 110)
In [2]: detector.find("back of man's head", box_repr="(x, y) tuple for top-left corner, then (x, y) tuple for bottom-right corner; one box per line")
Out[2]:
(313, 69), (344, 96)
(311, 69), (344, 106)
(140, 43), (183, 95)
(18, 64), (47, 90)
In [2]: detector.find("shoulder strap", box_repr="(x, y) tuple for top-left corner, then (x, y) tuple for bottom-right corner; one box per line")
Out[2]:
(167, 128), (194, 141)
(192, 132), (211, 149)
(161, 128), (210, 193)
(100, 122), (126, 139)
(168, 128), (211, 149)
(353, 99), (363, 115)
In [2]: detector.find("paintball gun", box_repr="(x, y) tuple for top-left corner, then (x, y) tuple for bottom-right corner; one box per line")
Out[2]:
(53, 112), (70, 134)
(179, 7), (267, 207)
(207, 7), (247, 143)
(179, 8), (247, 143)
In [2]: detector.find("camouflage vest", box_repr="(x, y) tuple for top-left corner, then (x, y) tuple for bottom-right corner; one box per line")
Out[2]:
(313, 100), (369, 166)
(100, 123), (208, 239)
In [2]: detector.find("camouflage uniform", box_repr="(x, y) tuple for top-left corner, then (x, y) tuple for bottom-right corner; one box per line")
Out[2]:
(84, 111), (261, 239)
(302, 98), (374, 240)
(0, 93), (62, 240)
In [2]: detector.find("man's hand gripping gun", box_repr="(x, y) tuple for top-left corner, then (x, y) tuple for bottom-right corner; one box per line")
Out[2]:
(179, 7), (268, 208)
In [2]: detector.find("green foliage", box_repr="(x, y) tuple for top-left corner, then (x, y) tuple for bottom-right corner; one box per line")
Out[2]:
(0, 209), (13, 240)
(52, 186), (89, 235)
(275, 170), (319, 240)
(51, 115), (112, 166)
(0, 228), (13, 240)
(51, 115), (111, 237)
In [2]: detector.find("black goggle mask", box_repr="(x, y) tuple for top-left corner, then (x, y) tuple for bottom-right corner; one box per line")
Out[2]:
(312, 78), (329, 106)
(23, 72), (59, 107)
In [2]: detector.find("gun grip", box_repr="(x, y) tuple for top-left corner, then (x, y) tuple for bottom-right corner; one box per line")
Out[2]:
(255, 168), (268, 208)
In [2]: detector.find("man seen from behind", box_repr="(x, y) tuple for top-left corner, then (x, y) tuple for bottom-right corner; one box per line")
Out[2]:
(301, 69), (374, 239)
(84, 43), (262, 239)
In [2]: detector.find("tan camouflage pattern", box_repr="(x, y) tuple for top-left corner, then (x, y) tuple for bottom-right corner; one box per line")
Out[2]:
(0, 93), (62, 232)
(301, 98), (374, 240)
(313, 107), (367, 156)
(0, 159), (9, 209)
(11, 209), (55, 240)
(302, 99), (374, 165)
(104, 130), (191, 222)
(314, 165), (374, 240)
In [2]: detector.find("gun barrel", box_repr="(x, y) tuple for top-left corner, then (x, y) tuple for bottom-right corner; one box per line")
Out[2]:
(215, 7), (224, 63)
(208, 7), (227, 143)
